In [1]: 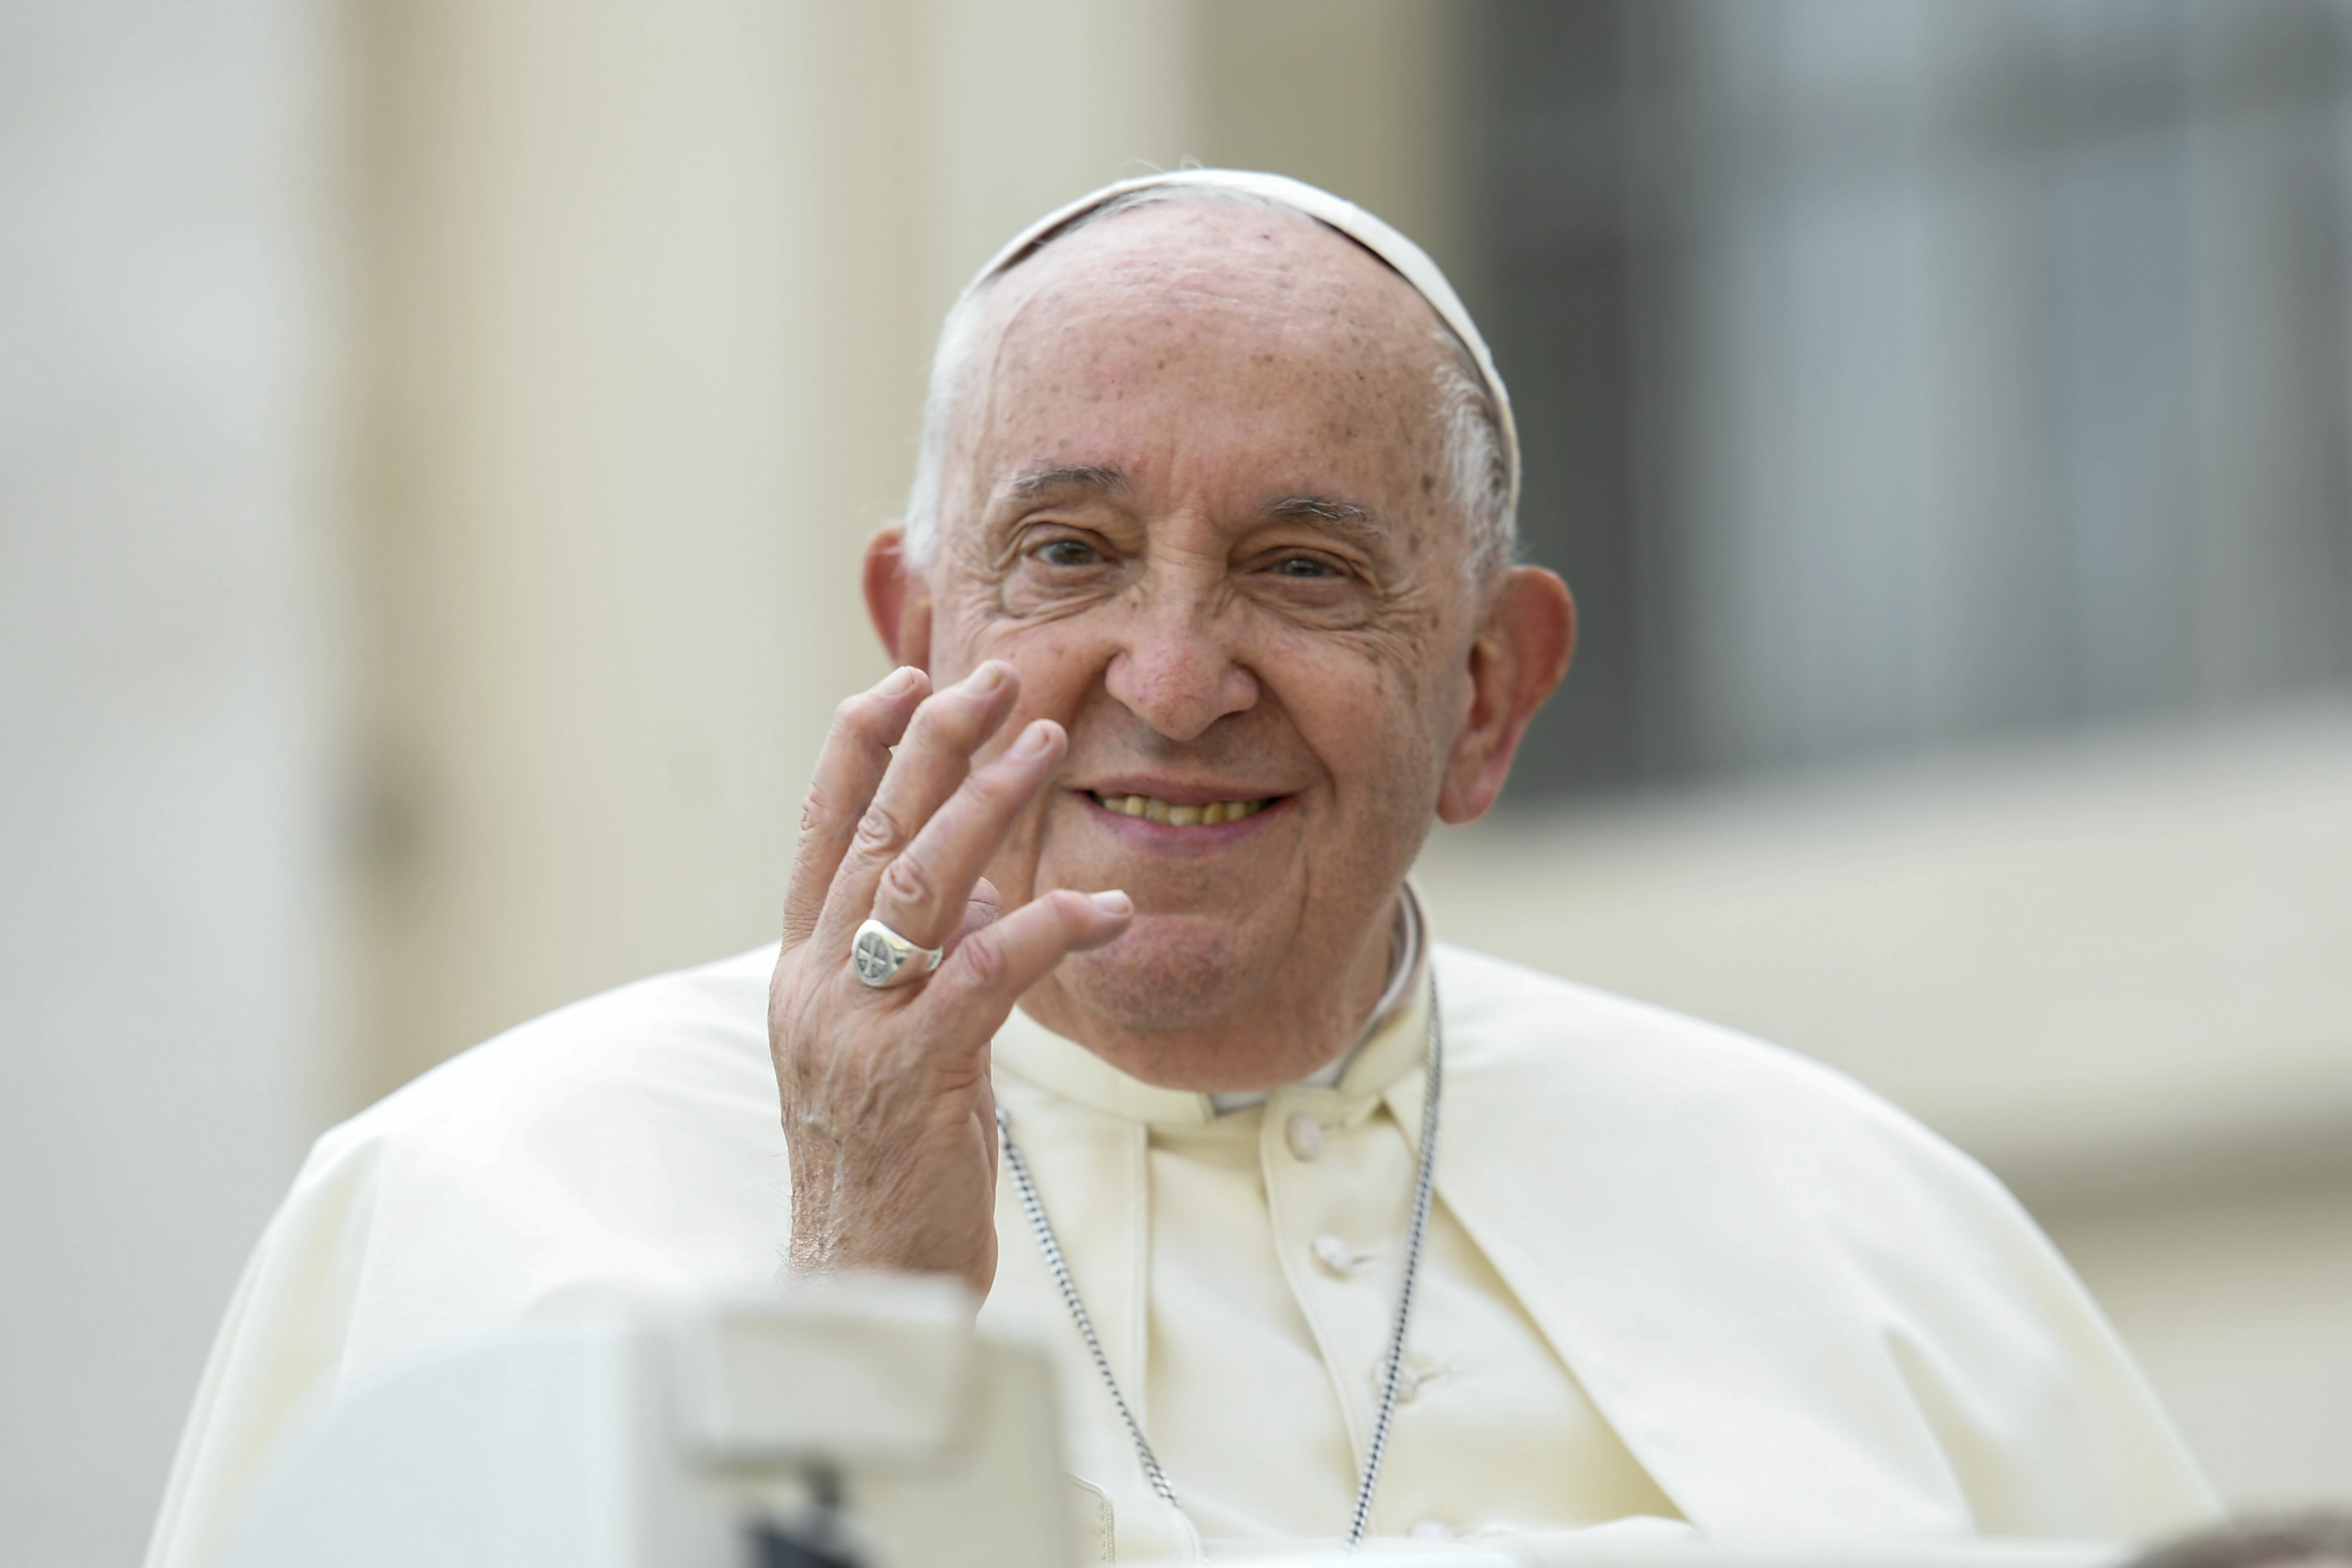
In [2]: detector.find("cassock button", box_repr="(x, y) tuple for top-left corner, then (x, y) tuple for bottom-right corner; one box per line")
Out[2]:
(1375, 1359), (1422, 1402)
(1285, 1110), (1324, 1160)
(1312, 1233), (1369, 1276)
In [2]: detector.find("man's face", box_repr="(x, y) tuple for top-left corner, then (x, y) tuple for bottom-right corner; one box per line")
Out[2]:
(916, 203), (1489, 1081)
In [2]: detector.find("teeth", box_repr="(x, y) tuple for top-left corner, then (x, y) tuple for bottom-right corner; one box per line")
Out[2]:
(1096, 792), (1268, 826)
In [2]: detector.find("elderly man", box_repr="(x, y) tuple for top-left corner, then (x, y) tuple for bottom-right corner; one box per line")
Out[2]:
(147, 172), (2214, 1568)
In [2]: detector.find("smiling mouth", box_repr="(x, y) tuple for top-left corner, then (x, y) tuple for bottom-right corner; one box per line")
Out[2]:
(1088, 791), (1274, 827)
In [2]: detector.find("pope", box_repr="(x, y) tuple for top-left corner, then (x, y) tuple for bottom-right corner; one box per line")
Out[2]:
(145, 172), (2218, 1568)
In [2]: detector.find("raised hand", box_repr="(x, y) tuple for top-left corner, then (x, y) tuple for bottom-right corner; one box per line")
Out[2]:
(768, 661), (1132, 1295)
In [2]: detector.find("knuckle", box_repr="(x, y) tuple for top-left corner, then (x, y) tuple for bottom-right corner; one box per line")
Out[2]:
(910, 691), (987, 748)
(878, 854), (935, 910)
(826, 694), (898, 761)
(958, 930), (1007, 990)
(968, 761), (1028, 809)
(797, 784), (840, 839)
(830, 689), (882, 731)
(852, 802), (911, 855)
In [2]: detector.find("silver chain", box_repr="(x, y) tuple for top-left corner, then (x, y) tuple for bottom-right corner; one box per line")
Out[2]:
(995, 1102), (1180, 1510)
(995, 976), (1443, 1549)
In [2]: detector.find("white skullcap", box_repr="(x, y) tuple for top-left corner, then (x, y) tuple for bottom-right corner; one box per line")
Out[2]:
(967, 168), (1520, 528)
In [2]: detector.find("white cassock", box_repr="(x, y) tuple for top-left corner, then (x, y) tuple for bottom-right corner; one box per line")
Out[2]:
(144, 917), (2218, 1568)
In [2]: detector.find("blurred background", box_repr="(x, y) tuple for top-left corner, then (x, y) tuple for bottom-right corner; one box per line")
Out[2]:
(4, 1), (2348, 1563)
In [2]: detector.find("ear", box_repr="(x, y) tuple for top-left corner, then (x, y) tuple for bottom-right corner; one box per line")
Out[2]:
(1437, 566), (1576, 824)
(863, 525), (934, 670)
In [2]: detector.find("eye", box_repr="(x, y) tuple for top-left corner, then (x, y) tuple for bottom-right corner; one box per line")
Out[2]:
(1035, 538), (1104, 568)
(1271, 554), (1338, 579)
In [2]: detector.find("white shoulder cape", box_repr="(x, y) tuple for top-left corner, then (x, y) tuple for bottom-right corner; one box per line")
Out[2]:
(144, 942), (2215, 1568)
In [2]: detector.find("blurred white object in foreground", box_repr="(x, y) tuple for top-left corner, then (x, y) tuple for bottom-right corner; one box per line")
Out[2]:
(226, 1280), (1068, 1568)
(224, 1282), (2134, 1568)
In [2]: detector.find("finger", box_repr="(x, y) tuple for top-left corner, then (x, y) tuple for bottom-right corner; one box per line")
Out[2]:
(947, 878), (1003, 952)
(817, 661), (1022, 952)
(869, 718), (1065, 949)
(927, 887), (1132, 1014)
(782, 667), (928, 949)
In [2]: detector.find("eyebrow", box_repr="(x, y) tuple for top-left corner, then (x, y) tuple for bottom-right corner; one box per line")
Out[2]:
(994, 470), (1388, 541)
(1004, 463), (1131, 502)
(1269, 495), (1386, 540)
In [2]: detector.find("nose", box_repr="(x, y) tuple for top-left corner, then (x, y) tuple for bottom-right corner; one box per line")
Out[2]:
(1101, 590), (1261, 742)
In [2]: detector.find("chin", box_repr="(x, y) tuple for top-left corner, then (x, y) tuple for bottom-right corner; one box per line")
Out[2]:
(1052, 911), (1276, 1034)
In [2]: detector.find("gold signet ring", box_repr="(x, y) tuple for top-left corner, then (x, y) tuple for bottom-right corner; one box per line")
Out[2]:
(851, 917), (944, 989)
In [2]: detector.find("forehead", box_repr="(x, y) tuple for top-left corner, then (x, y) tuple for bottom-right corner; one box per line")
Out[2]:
(950, 202), (1450, 499)
(988, 199), (1439, 351)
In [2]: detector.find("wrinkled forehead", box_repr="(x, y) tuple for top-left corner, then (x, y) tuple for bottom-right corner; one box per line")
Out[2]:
(955, 202), (1453, 457)
(992, 199), (1439, 352)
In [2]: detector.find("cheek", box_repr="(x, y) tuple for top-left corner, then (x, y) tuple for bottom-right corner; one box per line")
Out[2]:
(993, 623), (1108, 724)
(1270, 634), (1448, 805)
(939, 592), (1101, 723)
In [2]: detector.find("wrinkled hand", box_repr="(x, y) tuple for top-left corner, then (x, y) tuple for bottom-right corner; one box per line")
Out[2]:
(769, 662), (1131, 1296)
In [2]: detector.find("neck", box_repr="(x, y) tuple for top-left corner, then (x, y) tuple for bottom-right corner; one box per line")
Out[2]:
(1016, 890), (1404, 1093)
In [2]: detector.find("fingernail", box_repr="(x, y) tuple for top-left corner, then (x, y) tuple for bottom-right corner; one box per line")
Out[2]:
(880, 666), (920, 697)
(1089, 889), (1132, 916)
(968, 661), (1008, 695)
(1010, 720), (1056, 760)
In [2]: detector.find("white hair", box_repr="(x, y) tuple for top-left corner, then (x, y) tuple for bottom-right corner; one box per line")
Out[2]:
(900, 182), (1515, 584)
